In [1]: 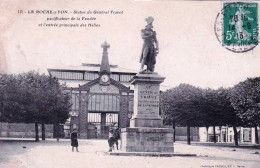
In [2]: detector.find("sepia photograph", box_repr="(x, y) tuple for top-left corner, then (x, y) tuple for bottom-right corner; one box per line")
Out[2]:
(0, 0), (259, 168)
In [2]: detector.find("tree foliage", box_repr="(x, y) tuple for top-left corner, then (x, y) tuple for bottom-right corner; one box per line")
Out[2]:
(161, 84), (204, 144)
(230, 77), (260, 126)
(161, 84), (244, 145)
(0, 71), (71, 141)
(230, 77), (260, 144)
(161, 84), (204, 127)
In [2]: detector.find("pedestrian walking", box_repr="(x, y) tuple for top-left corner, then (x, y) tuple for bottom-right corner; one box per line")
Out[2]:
(108, 128), (115, 152)
(56, 126), (62, 142)
(71, 129), (79, 152)
(113, 127), (120, 150)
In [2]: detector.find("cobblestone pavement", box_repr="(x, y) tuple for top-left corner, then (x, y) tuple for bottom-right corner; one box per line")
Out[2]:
(0, 139), (260, 168)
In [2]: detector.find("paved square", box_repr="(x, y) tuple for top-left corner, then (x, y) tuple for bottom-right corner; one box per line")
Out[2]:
(0, 139), (259, 168)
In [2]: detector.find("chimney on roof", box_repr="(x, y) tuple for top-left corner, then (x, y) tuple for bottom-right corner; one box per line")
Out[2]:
(100, 41), (111, 74)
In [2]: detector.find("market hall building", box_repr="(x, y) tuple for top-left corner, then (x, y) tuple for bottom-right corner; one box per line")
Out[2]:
(48, 41), (136, 139)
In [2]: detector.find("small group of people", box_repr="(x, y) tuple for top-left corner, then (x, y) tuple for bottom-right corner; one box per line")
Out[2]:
(108, 127), (120, 152)
(70, 127), (121, 153)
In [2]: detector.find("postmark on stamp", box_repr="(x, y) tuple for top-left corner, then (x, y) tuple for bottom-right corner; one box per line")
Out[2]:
(215, 2), (258, 53)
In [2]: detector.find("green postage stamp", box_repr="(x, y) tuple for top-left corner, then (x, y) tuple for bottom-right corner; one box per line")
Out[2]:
(215, 2), (258, 53)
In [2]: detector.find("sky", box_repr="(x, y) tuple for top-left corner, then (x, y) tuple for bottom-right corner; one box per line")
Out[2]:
(0, 0), (260, 90)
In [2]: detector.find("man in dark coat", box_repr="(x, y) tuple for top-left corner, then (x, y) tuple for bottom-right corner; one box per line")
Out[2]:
(107, 127), (121, 152)
(139, 16), (159, 73)
(71, 129), (79, 152)
(113, 128), (120, 150)
(108, 128), (115, 152)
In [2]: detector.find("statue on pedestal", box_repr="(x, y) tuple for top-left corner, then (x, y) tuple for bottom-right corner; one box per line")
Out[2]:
(139, 16), (159, 73)
(121, 17), (174, 153)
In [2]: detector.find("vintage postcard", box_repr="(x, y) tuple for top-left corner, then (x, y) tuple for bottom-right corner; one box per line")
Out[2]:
(0, 0), (259, 168)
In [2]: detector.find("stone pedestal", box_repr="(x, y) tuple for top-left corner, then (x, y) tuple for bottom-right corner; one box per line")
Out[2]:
(121, 73), (174, 153)
(121, 127), (174, 152)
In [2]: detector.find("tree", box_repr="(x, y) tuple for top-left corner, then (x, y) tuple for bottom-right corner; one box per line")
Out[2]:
(198, 88), (243, 145)
(160, 91), (177, 142)
(0, 72), (71, 141)
(161, 84), (204, 145)
(200, 89), (226, 143)
(0, 74), (26, 123)
(230, 77), (260, 144)
(23, 72), (71, 141)
(29, 73), (70, 140)
(216, 88), (242, 146)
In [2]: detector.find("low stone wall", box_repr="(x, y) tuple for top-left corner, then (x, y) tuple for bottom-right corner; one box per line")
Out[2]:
(175, 135), (199, 141)
(175, 127), (200, 141)
(0, 122), (53, 138)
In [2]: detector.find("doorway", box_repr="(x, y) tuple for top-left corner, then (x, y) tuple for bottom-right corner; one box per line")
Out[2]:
(87, 112), (118, 139)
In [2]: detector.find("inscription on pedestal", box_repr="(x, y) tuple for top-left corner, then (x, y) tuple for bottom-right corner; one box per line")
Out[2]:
(122, 73), (174, 152)
(145, 133), (164, 141)
(134, 84), (160, 118)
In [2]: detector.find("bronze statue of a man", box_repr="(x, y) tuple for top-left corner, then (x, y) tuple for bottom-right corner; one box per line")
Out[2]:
(139, 16), (159, 73)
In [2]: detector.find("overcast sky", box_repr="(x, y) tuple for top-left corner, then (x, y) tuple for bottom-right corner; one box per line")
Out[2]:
(0, 0), (259, 90)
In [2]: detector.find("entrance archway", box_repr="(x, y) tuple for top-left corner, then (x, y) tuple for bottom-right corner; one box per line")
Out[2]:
(87, 94), (120, 138)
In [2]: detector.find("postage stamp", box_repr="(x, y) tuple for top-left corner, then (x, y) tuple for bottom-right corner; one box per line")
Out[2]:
(215, 2), (258, 53)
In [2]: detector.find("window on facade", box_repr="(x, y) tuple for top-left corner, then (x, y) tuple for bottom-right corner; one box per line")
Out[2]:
(106, 113), (118, 124)
(88, 94), (120, 112)
(120, 74), (134, 82)
(71, 72), (83, 80)
(88, 113), (101, 123)
(71, 93), (79, 111)
(85, 72), (99, 80)
(63, 72), (83, 80)
(51, 71), (62, 79)
(62, 72), (69, 79)
(50, 71), (83, 80)
(110, 74), (119, 81)
(243, 129), (251, 142)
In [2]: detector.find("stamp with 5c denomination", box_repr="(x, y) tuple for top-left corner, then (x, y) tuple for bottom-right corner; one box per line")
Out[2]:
(215, 2), (258, 53)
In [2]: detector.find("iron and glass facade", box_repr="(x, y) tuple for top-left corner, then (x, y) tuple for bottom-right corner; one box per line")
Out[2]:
(48, 63), (136, 139)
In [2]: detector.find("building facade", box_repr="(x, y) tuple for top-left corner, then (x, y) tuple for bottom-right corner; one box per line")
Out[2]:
(199, 126), (260, 144)
(48, 41), (136, 139)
